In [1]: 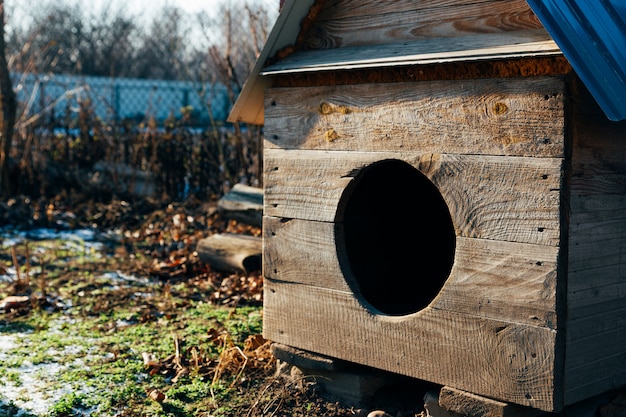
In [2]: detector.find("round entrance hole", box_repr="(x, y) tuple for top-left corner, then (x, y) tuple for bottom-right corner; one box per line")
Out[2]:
(336, 159), (456, 316)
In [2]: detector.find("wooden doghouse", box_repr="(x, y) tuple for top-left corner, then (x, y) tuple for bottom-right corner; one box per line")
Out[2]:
(229, 0), (626, 413)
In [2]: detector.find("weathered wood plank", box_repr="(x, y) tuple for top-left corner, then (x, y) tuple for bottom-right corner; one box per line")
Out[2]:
(568, 263), (626, 294)
(434, 237), (558, 328)
(306, 0), (543, 48)
(565, 303), (626, 341)
(565, 327), (626, 369)
(263, 216), (558, 327)
(438, 386), (545, 417)
(563, 78), (626, 407)
(264, 77), (565, 157)
(263, 279), (560, 411)
(197, 233), (262, 273)
(263, 32), (560, 75)
(566, 297), (625, 322)
(316, 0), (522, 20)
(263, 216), (349, 291)
(565, 315), (626, 401)
(564, 354), (626, 406)
(567, 281), (626, 310)
(217, 183), (263, 227)
(264, 149), (562, 245)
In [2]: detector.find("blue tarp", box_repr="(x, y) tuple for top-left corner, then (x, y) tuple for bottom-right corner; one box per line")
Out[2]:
(526, 0), (626, 121)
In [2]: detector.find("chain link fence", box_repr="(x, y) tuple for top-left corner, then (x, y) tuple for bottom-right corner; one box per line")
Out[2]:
(8, 72), (261, 203)
(13, 72), (230, 129)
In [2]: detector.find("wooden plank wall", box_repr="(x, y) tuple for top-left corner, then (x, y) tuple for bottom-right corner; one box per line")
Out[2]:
(262, 76), (567, 410)
(303, 0), (545, 49)
(565, 79), (626, 404)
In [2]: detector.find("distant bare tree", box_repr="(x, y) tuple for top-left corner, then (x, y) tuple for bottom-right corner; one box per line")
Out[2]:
(8, 1), (138, 77)
(199, 1), (274, 95)
(133, 6), (193, 80)
(196, 0), (277, 186)
(0, 0), (16, 195)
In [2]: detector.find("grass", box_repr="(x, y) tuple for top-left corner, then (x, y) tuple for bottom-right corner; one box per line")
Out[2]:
(0, 228), (273, 417)
(1, 297), (268, 416)
(0, 200), (367, 417)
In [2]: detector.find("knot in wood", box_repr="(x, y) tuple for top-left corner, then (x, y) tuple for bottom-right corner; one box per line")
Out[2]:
(493, 102), (508, 115)
(318, 102), (351, 115)
(318, 101), (333, 115)
(324, 128), (339, 142)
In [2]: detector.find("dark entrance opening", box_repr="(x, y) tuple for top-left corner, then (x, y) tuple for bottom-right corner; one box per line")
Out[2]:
(336, 159), (456, 316)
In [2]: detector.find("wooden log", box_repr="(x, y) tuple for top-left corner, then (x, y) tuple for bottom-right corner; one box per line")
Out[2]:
(217, 184), (263, 227)
(196, 233), (262, 273)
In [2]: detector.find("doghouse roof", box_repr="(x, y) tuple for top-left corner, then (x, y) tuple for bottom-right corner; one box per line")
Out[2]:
(228, 0), (626, 125)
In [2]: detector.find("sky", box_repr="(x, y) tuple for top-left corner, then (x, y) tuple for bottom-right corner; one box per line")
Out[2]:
(123, 0), (279, 18)
(6, 0), (279, 30)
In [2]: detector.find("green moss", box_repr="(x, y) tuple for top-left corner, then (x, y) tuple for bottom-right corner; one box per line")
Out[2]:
(0, 232), (268, 417)
(49, 392), (85, 417)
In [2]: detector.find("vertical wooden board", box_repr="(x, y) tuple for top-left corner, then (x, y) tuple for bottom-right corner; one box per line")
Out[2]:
(264, 77), (565, 157)
(264, 216), (559, 327)
(306, 0), (543, 48)
(264, 149), (562, 245)
(263, 279), (560, 411)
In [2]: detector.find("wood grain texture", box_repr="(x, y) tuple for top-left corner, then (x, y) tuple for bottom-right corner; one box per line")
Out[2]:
(196, 233), (261, 273)
(263, 279), (560, 411)
(217, 183), (263, 227)
(263, 216), (558, 327)
(262, 35), (560, 75)
(264, 77), (565, 157)
(304, 0), (544, 48)
(563, 78), (626, 406)
(564, 354), (626, 405)
(264, 149), (563, 245)
(438, 386), (543, 417)
(564, 367), (626, 407)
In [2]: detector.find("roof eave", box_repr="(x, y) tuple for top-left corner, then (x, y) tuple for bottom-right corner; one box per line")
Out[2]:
(227, 0), (316, 125)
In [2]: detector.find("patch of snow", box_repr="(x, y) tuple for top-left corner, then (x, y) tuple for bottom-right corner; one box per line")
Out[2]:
(0, 321), (96, 416)
(100, 270), (151, 284)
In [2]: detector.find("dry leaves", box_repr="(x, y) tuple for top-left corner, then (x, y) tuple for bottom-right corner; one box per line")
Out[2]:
(142, 331), (275, 389)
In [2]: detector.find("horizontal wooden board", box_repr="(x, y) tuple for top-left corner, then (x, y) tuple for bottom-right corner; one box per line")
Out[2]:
(264, 77), (565, 157)
(561, 78), (626, 406)
(316, 0), (528, 20)
(565, 303), (626, 341)
(262, 32), (560, 74)
(564, 354), (626, 406)
(567, 280), (626, 310)
(264, 149), (563, 246)
(565, 311), (626, 403)
(565, 327), (626, 369)
(264, 216), (559, 327)
(568, 262), (626, 293)
(306, 0), (544, 48)
(263, 279), (560, 411)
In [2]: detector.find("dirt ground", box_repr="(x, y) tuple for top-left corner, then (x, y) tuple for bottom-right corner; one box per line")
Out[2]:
(0, 194), (431, 417)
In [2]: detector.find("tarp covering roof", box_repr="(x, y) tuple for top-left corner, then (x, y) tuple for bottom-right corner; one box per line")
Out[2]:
(526, 0), (626, 121)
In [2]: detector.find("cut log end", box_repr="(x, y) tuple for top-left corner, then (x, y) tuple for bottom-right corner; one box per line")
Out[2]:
(197, 233), (262, 273)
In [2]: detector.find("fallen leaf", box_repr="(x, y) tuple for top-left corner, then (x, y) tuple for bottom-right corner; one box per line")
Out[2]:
(147, 388), (165, 403)
(0, 295), (30, 312)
